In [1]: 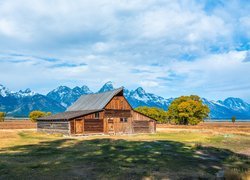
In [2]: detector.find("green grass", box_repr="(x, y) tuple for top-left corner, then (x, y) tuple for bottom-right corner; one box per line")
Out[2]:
(0, 131), (249, 179)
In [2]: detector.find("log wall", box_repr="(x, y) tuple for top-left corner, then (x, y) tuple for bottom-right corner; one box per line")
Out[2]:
(37, 121), (70, 135)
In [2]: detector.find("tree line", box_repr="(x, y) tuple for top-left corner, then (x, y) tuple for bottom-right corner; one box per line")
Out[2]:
(0, 111), (51, 122)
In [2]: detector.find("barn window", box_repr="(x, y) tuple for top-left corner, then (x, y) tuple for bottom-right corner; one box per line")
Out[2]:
(94, 112), (99, 119)
(120, 118), (128, 123)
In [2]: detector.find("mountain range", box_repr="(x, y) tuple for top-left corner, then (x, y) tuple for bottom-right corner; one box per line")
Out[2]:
(1, 82), (250, 119)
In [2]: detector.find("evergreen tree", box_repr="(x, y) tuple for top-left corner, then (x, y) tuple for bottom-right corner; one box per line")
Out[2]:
(232, 116), (236, 123)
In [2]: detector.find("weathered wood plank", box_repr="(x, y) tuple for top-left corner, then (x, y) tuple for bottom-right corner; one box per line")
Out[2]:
(105, 110), (132, 118)
(37, 121), (69, 130)
(105, 96), (132, 110)
(84, 119), (103, 132)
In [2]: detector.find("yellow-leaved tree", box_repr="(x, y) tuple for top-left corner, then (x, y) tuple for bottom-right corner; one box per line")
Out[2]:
(29, 111), (51, 122)
(0, 112), (6, 122)
(167, 95), (210, 125)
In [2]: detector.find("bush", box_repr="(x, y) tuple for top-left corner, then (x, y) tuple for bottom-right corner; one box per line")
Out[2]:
(167, 95), (210, 125)
(29, 111), (52, 122)
(0, 112), (6, 122)
(232, 116), (236, 123)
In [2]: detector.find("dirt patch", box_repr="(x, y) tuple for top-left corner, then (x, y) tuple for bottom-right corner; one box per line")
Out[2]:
(239, 148), (250, 156)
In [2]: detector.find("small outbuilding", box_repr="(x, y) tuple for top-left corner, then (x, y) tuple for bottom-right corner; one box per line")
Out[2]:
(37, 88), (156, 135)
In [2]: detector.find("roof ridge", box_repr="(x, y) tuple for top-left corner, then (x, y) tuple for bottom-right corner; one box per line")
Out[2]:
(37, 109), (102, 120)
(66, 87), (124, 111)
(77, 87), (123, 97)
(93, 87), (123, 95)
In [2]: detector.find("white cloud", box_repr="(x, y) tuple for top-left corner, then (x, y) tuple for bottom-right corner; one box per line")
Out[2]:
(140, 81), (159, 88)
(0, 0), (249, 101)
(240, 16), (250, 38)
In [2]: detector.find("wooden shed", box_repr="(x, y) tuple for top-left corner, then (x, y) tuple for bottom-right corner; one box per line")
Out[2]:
(37, 88), (156, 135)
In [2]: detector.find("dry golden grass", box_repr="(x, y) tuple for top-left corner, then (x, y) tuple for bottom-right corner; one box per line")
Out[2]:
(157, 122), (250, 135)
(0, 126), (249, 179)
(0, 120), (36, 129)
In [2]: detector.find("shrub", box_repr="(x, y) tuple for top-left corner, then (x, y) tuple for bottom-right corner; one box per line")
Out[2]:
(29, 111), (52, 122)
(0, 112), (6, 122)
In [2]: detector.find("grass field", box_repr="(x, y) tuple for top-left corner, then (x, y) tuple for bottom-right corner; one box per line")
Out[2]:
(0, 125), (249, 179)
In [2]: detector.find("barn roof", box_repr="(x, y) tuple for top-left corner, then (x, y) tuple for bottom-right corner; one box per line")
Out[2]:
(37, 88), (124, 121)
(37, 110), (102, 120)
(67, 87), (123, 111)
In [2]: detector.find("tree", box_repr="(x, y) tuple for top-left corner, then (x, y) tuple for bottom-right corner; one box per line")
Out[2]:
(232, 116), (236, 123)
(167, 95), (210, 125)
(0, 112), (6, 122)
(135, 106), (168, 123)
(29, 111), (51, 122)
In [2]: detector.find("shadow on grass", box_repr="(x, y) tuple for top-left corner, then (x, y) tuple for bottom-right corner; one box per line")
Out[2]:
(0, 138), (249, 179)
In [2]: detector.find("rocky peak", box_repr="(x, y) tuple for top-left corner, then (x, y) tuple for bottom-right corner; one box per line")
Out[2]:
(98, 81), (114, 93)
(17, 88), (36, 96)
(134, 87), (146, 95)
(0, 84), (11, 97)
(81, 85), (92, 94)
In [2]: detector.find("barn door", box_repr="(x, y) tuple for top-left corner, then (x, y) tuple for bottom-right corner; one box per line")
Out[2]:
(75, 119), (83, 134)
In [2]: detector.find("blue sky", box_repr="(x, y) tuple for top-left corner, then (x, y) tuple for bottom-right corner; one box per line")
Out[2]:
(0, 0), (250, 101)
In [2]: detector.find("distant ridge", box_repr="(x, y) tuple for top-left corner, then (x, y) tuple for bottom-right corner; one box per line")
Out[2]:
(0, 82), (250, 118)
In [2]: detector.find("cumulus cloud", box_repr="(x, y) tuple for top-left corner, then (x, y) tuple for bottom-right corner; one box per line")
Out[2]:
(0, 0), (249, 101)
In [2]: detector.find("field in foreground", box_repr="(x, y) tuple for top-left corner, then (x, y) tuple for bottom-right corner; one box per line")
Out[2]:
(0, 124), (250, 179)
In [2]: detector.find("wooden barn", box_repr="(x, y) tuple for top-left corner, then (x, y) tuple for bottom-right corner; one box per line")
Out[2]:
(37, 88), (156, 135)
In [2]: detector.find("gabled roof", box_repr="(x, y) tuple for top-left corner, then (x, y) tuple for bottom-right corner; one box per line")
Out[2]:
(67, 87), (123, 111)
(37, 110), (102, 120)
(37, 88), (124, 121)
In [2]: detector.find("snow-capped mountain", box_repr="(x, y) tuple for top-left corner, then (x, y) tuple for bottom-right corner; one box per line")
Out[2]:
(202, 98), (250, 119)
(0, 82), (250, 118)
(0, 84), (11, 97)
(47, 85), (92, 107)
(7, 94), (65, 116)
(98, 81), (114, 93)
(0, 85), (36, 98)
(0, 84), (65, 116)
(14, 88), (36, 97)
(125, 87), (173, 110)
(220, 97), (250, 112)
